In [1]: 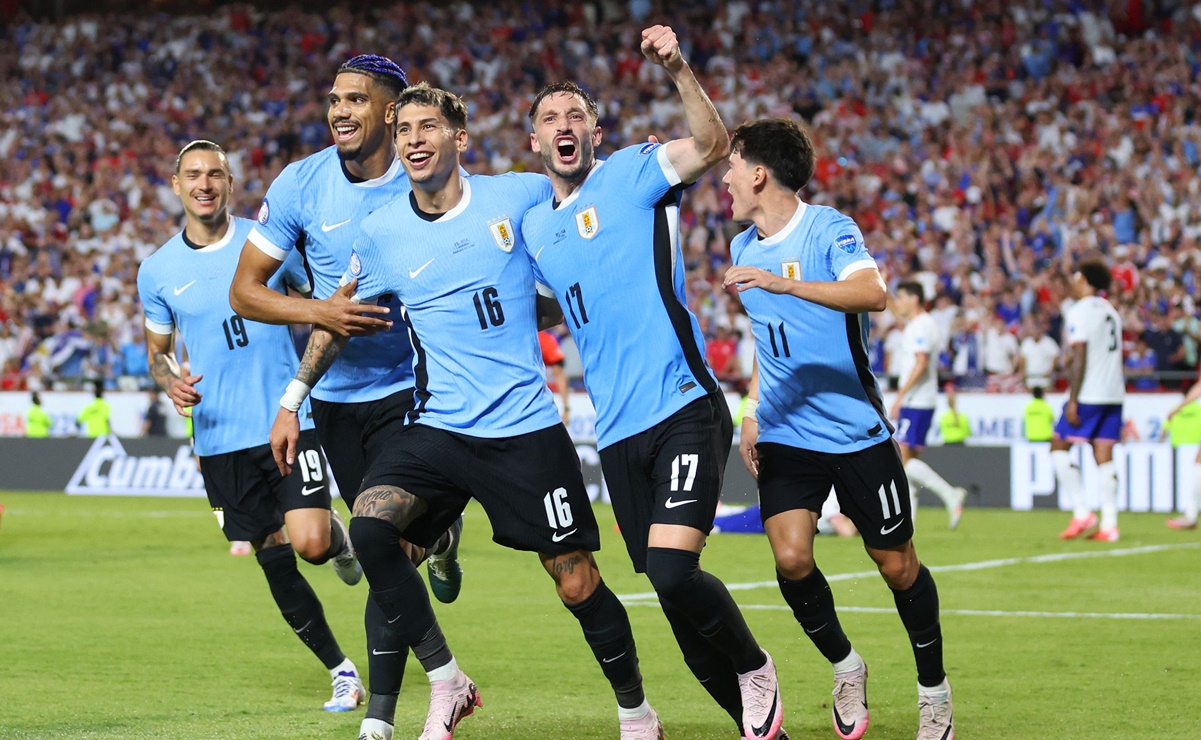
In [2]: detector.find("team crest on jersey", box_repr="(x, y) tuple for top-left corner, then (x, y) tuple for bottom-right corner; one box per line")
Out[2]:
(257, 199), (270, 225)
(834, 233), (857, 254)
(349, 251), (362, 276)
(782, 260), (802, 280)
(575, 206), (600, 240)
(488, 217), (516, 252)
(638, 142), (660, 155)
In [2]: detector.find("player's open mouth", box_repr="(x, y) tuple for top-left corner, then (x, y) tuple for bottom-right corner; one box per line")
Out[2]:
(334, 123), (358, 142)
(406, 151), (433, 170)
(194, 195), (216, 207)
(555, 136), (578, 163)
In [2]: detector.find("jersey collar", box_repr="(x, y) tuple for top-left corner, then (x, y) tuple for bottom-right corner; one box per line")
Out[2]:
(757, 198), (808, 246)
(185, 214), (237, 253)
(424, 178), (472, 222)
(350, 157), (403, 189)
(554, 160), (605, 211)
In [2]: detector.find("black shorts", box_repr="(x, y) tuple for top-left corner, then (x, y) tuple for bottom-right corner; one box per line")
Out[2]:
(757, 437), (913, 550)
(360, 422), (599, 555)
(200, 429), (330, 542)
(599, 393), (733, 572)
(311, 389), (414, 509)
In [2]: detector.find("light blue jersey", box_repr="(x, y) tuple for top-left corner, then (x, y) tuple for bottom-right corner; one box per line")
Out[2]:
(521, 144), (717, 449)
(247, 145), (414, 403)
(347, 173), (560, 437)
(729, 201), (892, 454)
(138, 216), (314, 457)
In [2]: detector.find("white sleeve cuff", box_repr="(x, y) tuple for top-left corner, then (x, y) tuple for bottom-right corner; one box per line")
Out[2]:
(838, 260), (878, 281)
(656, 144), (683, 187)
(247, 228), (289, 261)
(535, 281), (555, 298)
(144, 319), (174, 335)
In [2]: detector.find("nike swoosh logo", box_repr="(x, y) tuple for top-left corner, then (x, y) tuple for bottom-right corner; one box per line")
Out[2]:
(173, 280), (197, 296)
(409, 258), (435, 278)
(664, 498), (697, 509)
(321, 218), (352, 232)
(300, 485), (323, 496)
(750, 688), (779, 737)
(804, 622), (828, 635)
(601, 651), (627, 664)
(916, 638), (939, 649)
(551, 528), (577, 543)
(880, 519), (905, 536)
(386, 613), (403, 624)
(292, 620), (312, 634)
(833, 703), (862, 736)
(371, 649), (399, 656)
(534, 245), (547, 260)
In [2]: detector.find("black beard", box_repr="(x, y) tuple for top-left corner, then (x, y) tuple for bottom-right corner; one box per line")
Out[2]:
(336, 143), (362, 161)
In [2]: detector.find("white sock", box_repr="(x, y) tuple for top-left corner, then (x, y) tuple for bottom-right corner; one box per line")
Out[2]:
(904, 458), (958, 508)
(917, 677), (951, 699)
(1051, 449), (1088, 519)
(427, 657), (459, 684)
(833, 647), (864, 675)
(1098, 461), (1118, 531)
(617, 698), (651, 721)
(1187, 463), (1201, 523)
(360, 718), (393, 734)
(330, 657), (356, 678)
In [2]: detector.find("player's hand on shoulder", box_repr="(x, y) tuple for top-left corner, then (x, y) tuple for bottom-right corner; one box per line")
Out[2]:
(167, 374), (202, 416)
(724, 265), (789, 295)
(269, 406), (300, 476)
(316, 279), (393, 337)
(641, 25), (685, 72)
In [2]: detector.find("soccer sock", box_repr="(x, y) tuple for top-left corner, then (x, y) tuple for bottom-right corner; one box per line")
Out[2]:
(904, 458), (958, 508)
(645, 547), (765, 675)
(660, 597), (743, 730)
(776, 567), (854, 665)
(414, 622), (454, 676)
(1051, 449), (1089, 519)
(1098, 461), (1118, 531)
(891, 564), (946, 688)
(256, 544), (344, 670)
(349, 517), (441, 649)
(364, 593), (407, 722)
(564, 579), (645, 710)
(427, 525), (454, 558)
(1188, 463), (1201, 523)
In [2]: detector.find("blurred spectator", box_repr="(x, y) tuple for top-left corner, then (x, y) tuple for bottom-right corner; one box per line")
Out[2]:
(705, 325), (740, 389)
(938, 385), (971, 445)
(538, 329), (570, 423)
(25, 391), (50, 437)
(1018, 317), (1060, 390)
(1143, 309), (1185, 377)
(77, 383), (111, 437)
(142, 391), (167, 437)
(1125, 338), (1160, 391)
(1022, 386), (1055, 442)
(982, 316), (1020, 391)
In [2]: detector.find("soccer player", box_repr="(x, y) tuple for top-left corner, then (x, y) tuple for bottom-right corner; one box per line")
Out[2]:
(890, 282), (967, 529)
(723, 118), (954, 740)
(137, 140), (365, 711)
(522, 26), (783, 740)
(1053, 260), (1125, 542)
(228, 56), (461, 732)
(1165, 377), (1201, 530)
(275, 83), (661, 740)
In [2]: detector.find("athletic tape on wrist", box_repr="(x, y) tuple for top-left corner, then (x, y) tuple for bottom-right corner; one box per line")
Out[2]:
(744, 396), (759, 421)
(279, 379), (311, 412)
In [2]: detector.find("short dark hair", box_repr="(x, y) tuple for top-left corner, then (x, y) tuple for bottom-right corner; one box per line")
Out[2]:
(730, 118), (816, 192)
(1033, 386), (1045, 399)
(896, 281), (925, 303)
(397, 82), (468, 131)
(1078, 258), (1112, 293)
(174, 140), (226, 173)
(338, 54), (409, 99)
(528, 81), (599, 125)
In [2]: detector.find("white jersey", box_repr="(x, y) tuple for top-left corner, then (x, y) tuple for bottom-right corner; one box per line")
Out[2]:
(899, 312), (940, 409)
(1065, 295), (1125, 404)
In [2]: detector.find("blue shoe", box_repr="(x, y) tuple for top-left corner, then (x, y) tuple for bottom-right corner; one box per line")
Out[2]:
(427, 516), (463, 604)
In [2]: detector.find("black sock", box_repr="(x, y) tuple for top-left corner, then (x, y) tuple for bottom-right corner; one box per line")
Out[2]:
(364, 593), (407, 722)
(565, 580), (645, 709)
(349, 517), (440, 648)
(891, 564), (945, 687)
(413, 622), (454, 674)
(777, 567), (853, 664)
(256, 544), (344, 669)
(322, 513), (348, 564)
(645, 547), (764, 675)
(661, 598), (743, 730)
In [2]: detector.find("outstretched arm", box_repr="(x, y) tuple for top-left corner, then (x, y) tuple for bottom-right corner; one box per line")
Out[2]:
(641, 25), (730, 184)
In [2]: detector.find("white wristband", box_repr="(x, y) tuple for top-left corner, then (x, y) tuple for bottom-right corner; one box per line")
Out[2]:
(279, 379), (312, 412)
(744, 396), (759, 421)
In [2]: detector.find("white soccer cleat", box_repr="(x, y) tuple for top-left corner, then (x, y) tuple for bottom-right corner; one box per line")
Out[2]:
(948, 488), (966, 530)
(358, 718), (393, 740)
(738, 650), (783, 739)
(831, 662), (869, 740)
(324, 668), (365, 712)
(619, 705), (664, 739)
(330, 509), (363, 586)
(419, 670), (482, 740)
(916, 684), (954, 740)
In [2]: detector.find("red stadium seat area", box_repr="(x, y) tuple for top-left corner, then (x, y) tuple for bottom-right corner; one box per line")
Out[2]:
(0, 0), (1197, 392)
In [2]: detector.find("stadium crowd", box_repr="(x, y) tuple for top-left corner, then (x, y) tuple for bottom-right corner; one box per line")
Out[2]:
(1, 0), (1199, 393)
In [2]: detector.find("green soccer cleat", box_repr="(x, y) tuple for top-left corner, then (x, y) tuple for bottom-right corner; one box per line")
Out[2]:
(427, 516), (463, 603)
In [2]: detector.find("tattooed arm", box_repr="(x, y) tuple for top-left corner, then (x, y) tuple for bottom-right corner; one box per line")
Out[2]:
(145, 328), (203, 416)
(269, 327), (348, 475)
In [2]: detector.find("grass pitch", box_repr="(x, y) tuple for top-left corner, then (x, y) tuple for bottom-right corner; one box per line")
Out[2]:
(0, 492), (1197, 739)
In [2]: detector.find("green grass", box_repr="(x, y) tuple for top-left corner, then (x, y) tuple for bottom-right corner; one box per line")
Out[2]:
(0, 493), (1198, 739)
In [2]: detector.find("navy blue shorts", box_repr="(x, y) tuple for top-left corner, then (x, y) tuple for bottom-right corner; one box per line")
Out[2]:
(896, 407), (935, 449)
(1053, 403), (1123, 443)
